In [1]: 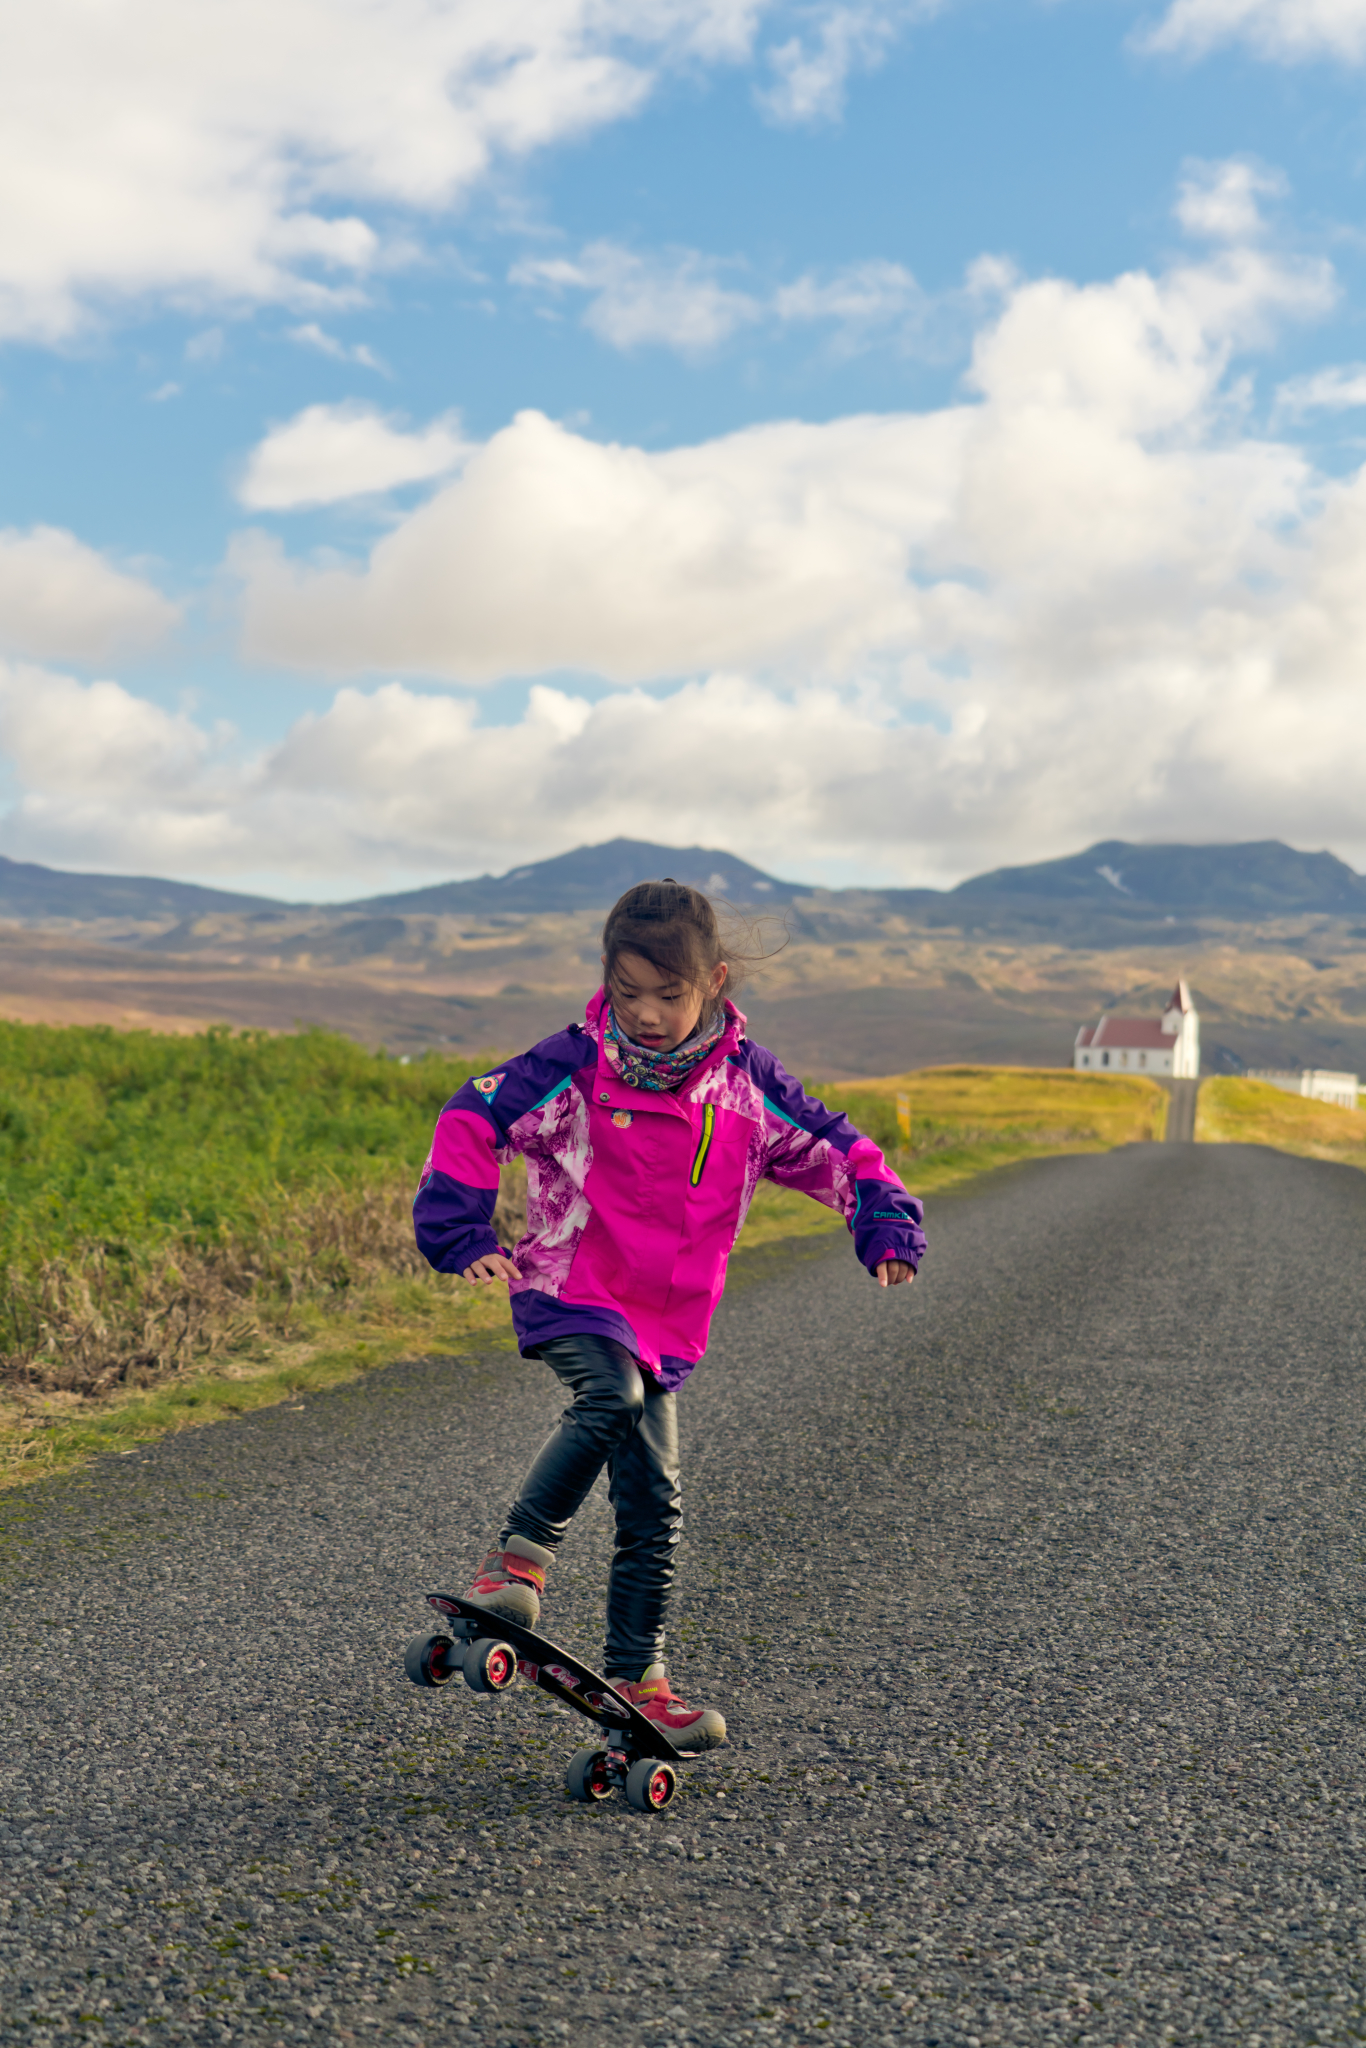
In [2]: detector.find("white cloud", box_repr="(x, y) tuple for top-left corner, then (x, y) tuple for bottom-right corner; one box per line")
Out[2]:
(773, 258), (923, 328)
(1145, 0), (1366, 61)
(288, 324), (388, 373)
(776, 253), (1012, 357)
(233, 237), (1333, 681)
(1274, 364), (1366, 418)
(0, 528), (179, 662)
(8, 603), (1366, 889)
(511, 243), (762, 352)
(231, 404), (962, 675)
(237, 403), (469, 510)
(758, 4), (916, 124)
(512, 242), (1003, 359)
(0, 664), (247, 873)
(1175, 159), (1283, 241)
(0, 0), (816, 342)
(0, 668), (207, 799)
(185, 329), (226, 366)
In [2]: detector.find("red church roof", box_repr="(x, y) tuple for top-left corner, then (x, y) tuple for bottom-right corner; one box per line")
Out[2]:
(1076, 980), (1194, 1050)
(1076, 1018), (1174, 1050)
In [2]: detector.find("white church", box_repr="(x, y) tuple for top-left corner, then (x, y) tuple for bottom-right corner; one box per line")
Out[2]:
(1074, 980), (1200, 1079)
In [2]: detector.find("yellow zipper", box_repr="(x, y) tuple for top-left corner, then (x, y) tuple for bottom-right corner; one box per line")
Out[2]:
(689, 1103), (716, 1187)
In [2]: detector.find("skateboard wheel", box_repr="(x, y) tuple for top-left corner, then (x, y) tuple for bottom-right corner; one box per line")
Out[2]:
(403, 1633), (458, 1688)
(565, 1747), (613, 1802)
(625, 1758), (678, 1812)
(463, 1637), (518, 1694)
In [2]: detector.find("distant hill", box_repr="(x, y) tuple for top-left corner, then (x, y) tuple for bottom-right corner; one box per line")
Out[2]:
(0, 837), (799, 925)
(0, 854), (280, 923)
(348, 837), (806, 914)
(954, 840), (1366, 917)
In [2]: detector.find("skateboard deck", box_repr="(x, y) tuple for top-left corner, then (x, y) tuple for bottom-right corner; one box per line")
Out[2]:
(418, 1594), (682, 1764)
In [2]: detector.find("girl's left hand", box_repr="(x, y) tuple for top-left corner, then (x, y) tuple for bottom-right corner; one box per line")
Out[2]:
(876, 1260), (914, 1288)
(460, 1253), (522, 1285)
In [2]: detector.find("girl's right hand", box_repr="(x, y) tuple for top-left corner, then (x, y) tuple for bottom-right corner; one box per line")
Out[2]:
(460, 1253), (523, 1286)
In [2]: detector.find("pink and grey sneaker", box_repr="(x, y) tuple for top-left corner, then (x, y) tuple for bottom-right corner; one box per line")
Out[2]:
(613, 1664), (727, 1751)
(463, 1535), (553, 1628)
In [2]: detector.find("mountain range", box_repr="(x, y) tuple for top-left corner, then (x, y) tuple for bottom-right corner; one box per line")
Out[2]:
(950, 840), (1366, 918)
(1, 835), (1364, 932)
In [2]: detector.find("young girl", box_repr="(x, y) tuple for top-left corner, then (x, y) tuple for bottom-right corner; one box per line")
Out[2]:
(413, 881), (925, 1749)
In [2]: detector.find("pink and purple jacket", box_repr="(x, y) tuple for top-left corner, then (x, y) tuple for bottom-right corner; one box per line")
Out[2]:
(413, 990), (926, 1390)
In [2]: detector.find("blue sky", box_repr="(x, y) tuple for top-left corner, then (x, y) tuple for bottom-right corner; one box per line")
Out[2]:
(2, 0), (1365, 896)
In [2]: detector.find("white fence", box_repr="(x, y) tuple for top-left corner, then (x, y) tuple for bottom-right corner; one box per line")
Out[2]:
(1246, 1069), (1360, 1112)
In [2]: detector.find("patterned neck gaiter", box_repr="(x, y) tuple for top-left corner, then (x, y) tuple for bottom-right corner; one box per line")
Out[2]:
(604, 1005), (726, 1092)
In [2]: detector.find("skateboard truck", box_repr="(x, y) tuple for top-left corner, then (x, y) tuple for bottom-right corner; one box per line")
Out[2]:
(403, 1593), (684, 1813)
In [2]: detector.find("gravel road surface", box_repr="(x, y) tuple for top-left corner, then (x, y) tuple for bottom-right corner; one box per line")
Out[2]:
(4, 1140), (1366, 2048)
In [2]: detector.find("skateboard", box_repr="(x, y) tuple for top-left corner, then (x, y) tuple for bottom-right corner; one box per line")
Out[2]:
(403, 1594), (684, 1812)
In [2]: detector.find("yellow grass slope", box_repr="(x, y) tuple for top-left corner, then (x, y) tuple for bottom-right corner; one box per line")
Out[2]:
(738, 1065), (1169, 1247)
(1196, 1077), (1366, 1170)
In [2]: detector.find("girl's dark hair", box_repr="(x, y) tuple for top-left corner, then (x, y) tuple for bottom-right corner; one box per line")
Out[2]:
(602, 879), (774, 1002)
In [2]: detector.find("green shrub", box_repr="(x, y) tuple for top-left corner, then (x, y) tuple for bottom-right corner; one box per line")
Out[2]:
(0, 1021), (482, 1272)
(0, 1023), (490, 1394)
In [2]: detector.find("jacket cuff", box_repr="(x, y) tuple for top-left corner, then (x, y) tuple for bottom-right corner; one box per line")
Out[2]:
(445, 1230), (502, 1273)
(866, 1242), (919, 1273)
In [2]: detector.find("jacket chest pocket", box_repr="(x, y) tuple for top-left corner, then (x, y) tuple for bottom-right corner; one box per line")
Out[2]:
(690, 1104), (716, 1186)
(685, 1104), (753, 1209)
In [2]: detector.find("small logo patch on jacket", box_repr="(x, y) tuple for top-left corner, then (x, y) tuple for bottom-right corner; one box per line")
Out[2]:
(611, 1109), (634, 1128)
(474, 1071), (507, 1098)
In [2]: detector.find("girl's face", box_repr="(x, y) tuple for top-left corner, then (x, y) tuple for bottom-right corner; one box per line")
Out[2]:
(605, 949), (728, 1052)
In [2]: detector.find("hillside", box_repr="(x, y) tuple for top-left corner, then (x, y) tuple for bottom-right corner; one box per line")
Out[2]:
(1195, 1076), (1366, 1169)
(349, 836), (805, 913)
(954, 840), (1366, 918)
(0, 853), (281, 923)
(3, 836), (1366, 1078)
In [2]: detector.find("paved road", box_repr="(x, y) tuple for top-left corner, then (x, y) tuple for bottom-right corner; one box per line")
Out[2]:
(1162, 1078), (1200, 1143)
(3, 1140), (1366, 2048)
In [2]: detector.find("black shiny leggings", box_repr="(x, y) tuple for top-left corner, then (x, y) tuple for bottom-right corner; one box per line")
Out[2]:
(501, 1334), (681, 1680)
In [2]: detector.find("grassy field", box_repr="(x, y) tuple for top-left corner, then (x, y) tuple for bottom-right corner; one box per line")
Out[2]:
(1196, 1076), (1366, 1168)
(735, 1064), (1168, 1249)
(0, 1023), (520, 1480)
(0, 1028), (1167, 1485)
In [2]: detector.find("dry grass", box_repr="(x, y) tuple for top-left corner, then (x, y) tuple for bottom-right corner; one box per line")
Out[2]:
(1195, 1077), (1366, 1169)
(0, 1164), (531, 1485)
(0, 1281), (519, 1489)
(0, 1166), (527, 1402)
